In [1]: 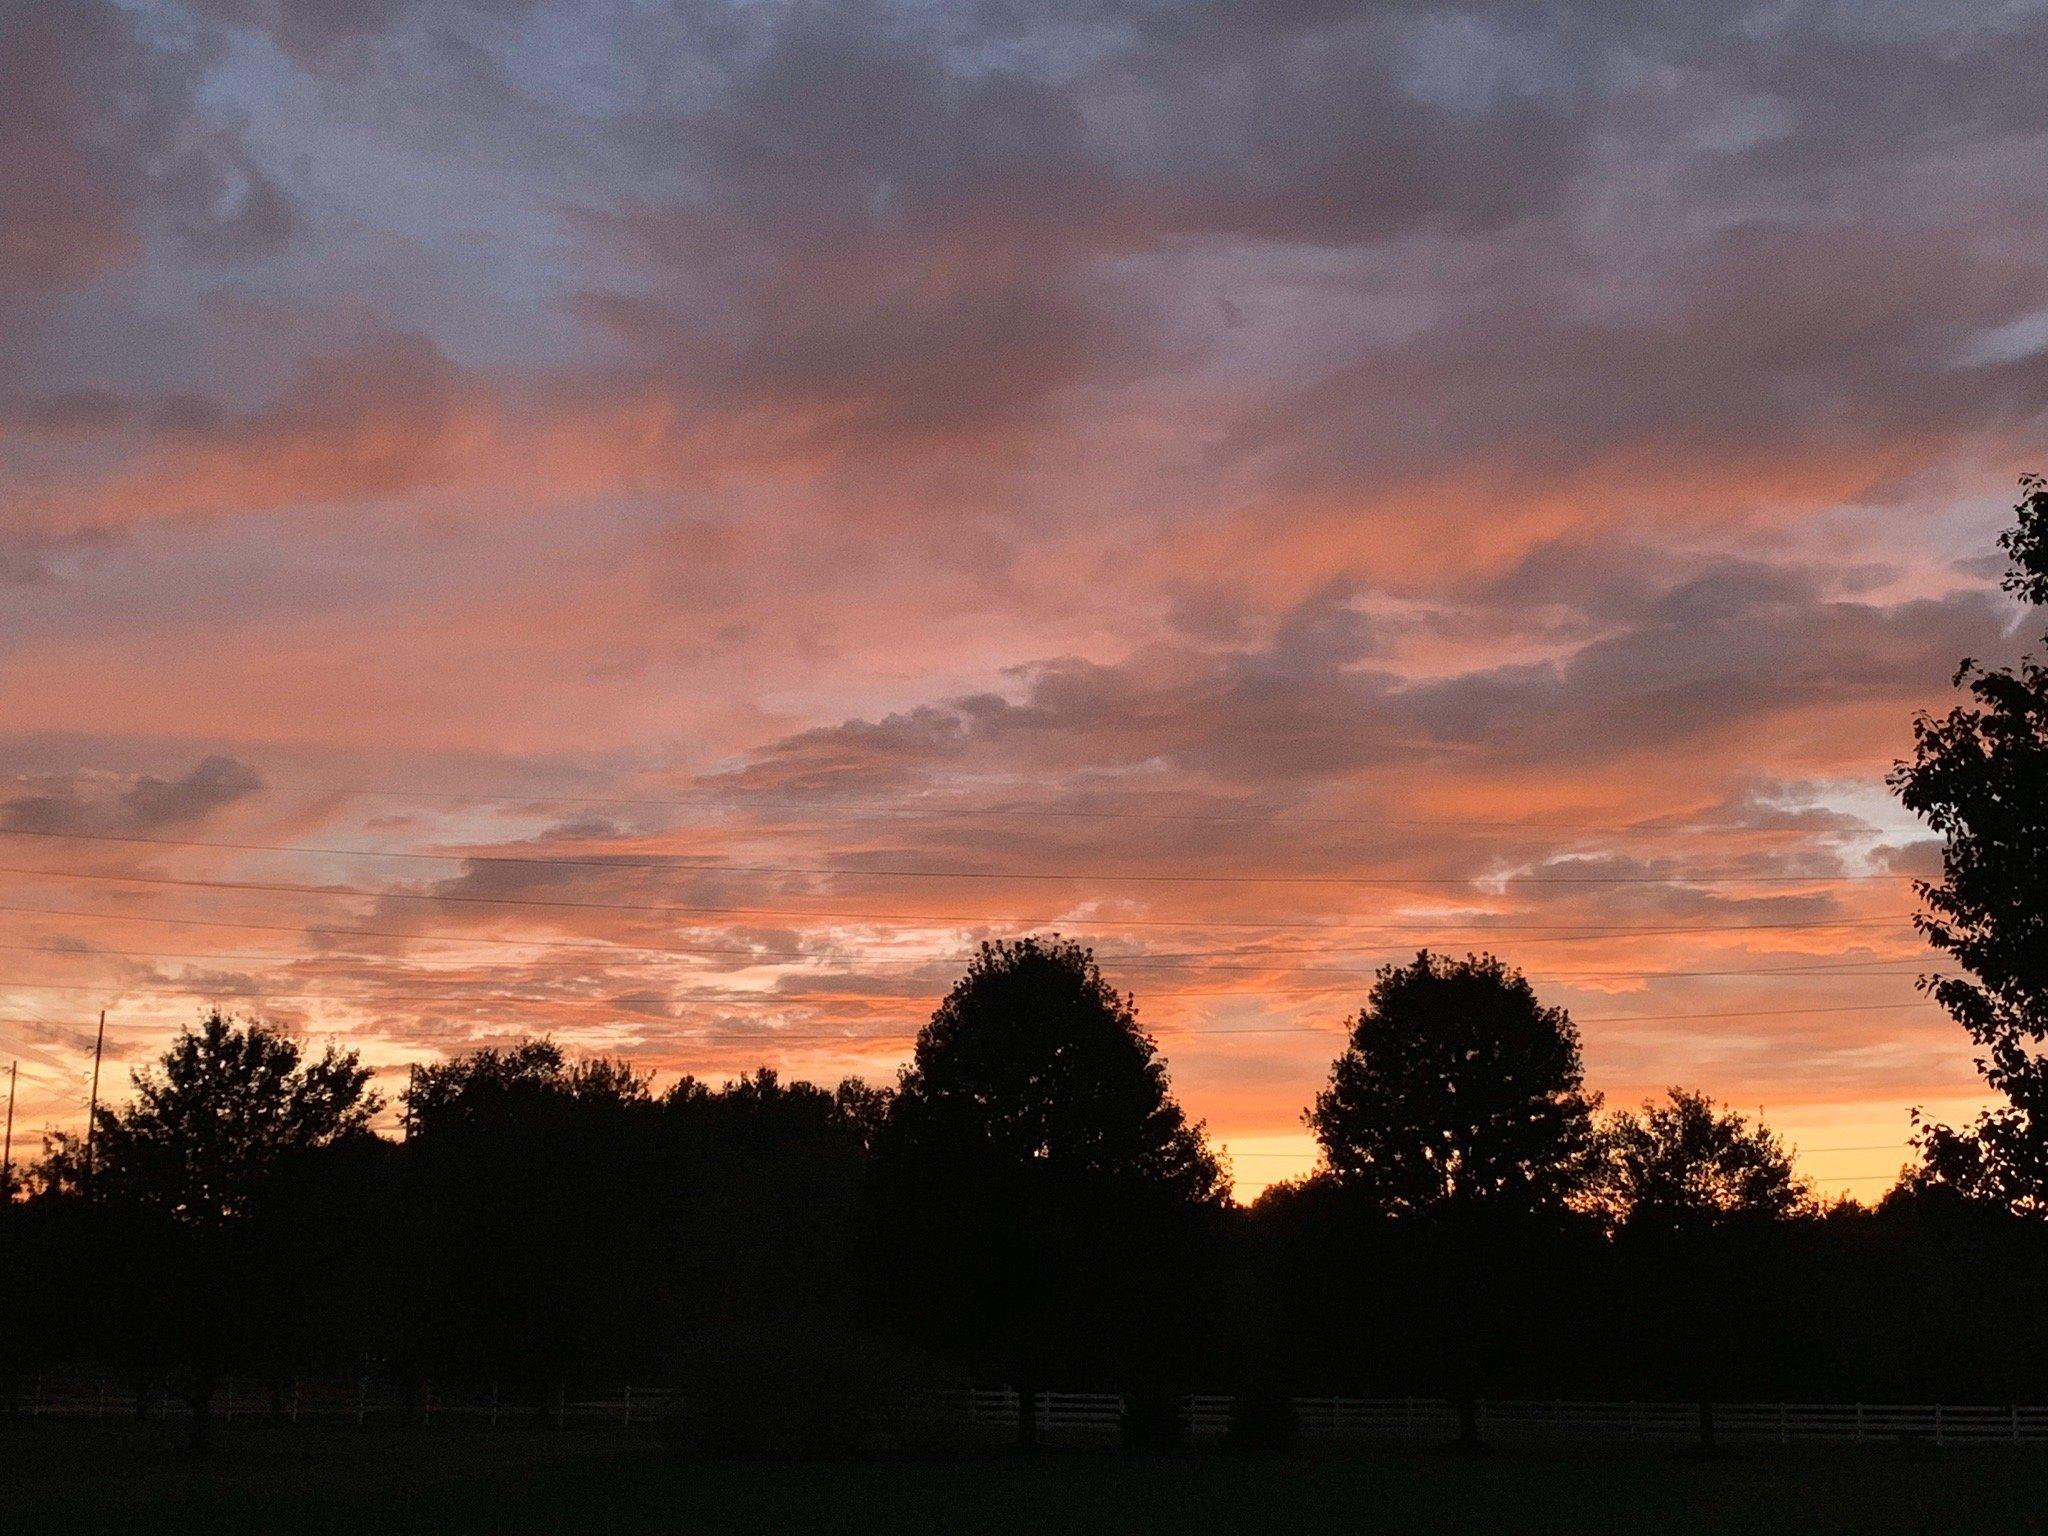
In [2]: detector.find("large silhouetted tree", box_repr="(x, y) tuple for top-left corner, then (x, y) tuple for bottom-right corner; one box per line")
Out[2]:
(37, 1012), (379, 1445)
(1890, 473), (2048, 1215)
(1308, 951), (1598, 1444)
(867, 937), (1224, 1433)
(41, 1011), (378, 1218)
(880, 939), (1222, 1201)
(1310, 951), (1597, 1214)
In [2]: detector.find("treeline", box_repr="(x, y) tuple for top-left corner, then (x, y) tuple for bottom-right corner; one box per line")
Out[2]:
(3, 939), (2044, 1443)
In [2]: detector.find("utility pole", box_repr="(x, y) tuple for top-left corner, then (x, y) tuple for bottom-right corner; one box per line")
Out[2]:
(3, 1059), (16, 1198)
(83, 1010), (105, 1194)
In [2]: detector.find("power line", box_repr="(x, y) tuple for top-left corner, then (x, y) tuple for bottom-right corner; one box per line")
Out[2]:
(0, 933), (1934, 985)
(0, 863), (1921, 936)
(0, 897), (1923, 954)
(18, 768), (1878, 837)
(1219, 1142), (1910, 1158)
(324, 785), (1838, 835)
(3, 980), (1932, 1029)
(0, 901), (1933, 974)
(0, 825), (1911, 887)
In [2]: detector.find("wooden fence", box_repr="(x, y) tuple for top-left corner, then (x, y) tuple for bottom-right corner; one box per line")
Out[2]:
(12, 1375), (2048, 1447)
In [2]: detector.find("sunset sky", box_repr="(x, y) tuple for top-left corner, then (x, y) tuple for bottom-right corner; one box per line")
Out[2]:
(4, 0), (2046, 1196)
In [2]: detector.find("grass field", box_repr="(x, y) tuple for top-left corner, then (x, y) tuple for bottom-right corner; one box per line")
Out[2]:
(7, 1422), (2048, 1535)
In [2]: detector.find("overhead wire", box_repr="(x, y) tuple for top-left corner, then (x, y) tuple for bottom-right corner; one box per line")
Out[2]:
(0, 824), (1913, 886)
(0, 862), (1922, 937)
(0, 931), (1936, 984)
(12, 768), (1892, 837)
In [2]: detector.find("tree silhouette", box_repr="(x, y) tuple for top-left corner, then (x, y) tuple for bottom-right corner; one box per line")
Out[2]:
(41, 1011), (378, 1219)
(400, 1042), (885, 1396)
(657, 1065), (886, 1342)
(1890, 473), (2048, 1215)
(1593, 1089), (1812, 1449)
(35, 1011), (379, 1446)
(1307, 951), (1598, 1445)
(402, 1039), (658, 1392)
(881, 938), (1222, 1201)
(407, 1037), (652, 1128)
(867, 937), (1224, 1436)
(1310, 951), (1597, 1215)
(1593, 1088), (1811, 1231)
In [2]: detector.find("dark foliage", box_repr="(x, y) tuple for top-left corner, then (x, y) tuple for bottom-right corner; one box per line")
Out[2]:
(39, 1011), (378, 1220)
(9, 933), (2048, 1426)
(1223, 1385), (1298, 1456)
(866, 937), (1226, 1407)
(400, 1047), (881, 1392)
(1310, 951), (1598, 1216)
(1119, 1386), (1189, 1452)
(23, 1012), (381, 1443)
(1594, 1089), (1812, 1232)
(1890, 473), (2048, 1213)
(661, 1330), (977, 1459)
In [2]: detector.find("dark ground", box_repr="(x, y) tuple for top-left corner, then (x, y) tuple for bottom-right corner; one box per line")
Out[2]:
(7, 1422), (2048, 1535)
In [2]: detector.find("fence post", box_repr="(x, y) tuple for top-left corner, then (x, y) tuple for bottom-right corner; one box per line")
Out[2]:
(1856, 1403), (1865, 1443)
(491, 1382), (500, 1428)
(356, 1376), (367, 1426)
(622, 1384), (632, 1428)
(2014, 1404), (2021, 1444)
(1779, 1403), (1788, 1445)
(555, 1385), (566, 1431)
(290, 1379), (299, 1425)
(1934, 1404), (1943, 1447)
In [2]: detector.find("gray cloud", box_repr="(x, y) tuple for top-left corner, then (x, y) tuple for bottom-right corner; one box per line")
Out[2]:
(0, 0), (296, 300)
(10, 0), (2044, 536)
(0, 755), (263, 835)
(718, 562), (2023, 809)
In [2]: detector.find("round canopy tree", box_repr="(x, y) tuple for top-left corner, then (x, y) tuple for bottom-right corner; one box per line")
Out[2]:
(878, 937), (1223, 1202)
(1306, 951), (1599, 1445)
(867, 937), (1224, 1408)
(1309, 950), (1597, 1216)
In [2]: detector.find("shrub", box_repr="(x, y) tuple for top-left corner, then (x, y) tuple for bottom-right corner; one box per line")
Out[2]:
(1120, 1387), (1188, 1452)
(1225, 1386), (1299, 1456)
(661, 1332), (979, 1459)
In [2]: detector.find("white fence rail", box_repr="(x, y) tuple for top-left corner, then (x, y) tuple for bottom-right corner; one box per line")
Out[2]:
(4, 1375), (678, 1428)
(11, 1375), (2048, 1447)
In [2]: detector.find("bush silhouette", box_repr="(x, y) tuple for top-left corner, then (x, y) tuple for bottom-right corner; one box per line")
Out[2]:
(662, 1332), (978, 1459)
(1224, 1386), (1298, 1456)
